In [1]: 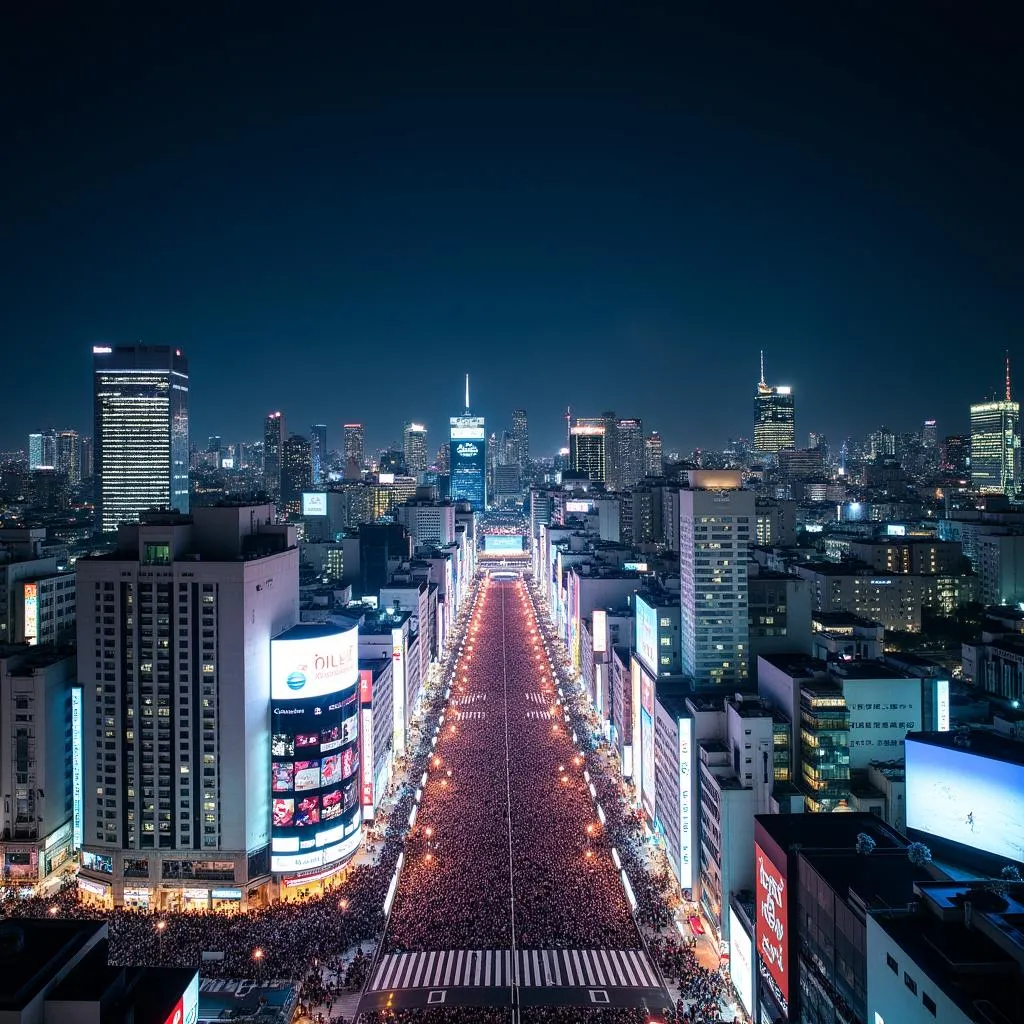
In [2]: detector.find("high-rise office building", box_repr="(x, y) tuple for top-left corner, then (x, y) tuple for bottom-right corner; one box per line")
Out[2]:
(644, 431), (663, 477)
(28, 431), (56, 470)
(344, 424), (365, 471)
(281, 435), (313, 518)
(570, 423), (606, 482)
(922, 419), (938, 449)
(310, 424), (327, 482)
(679, 470), (754, 686)
(450, 375), (486, 510)
(264, 412), (285, 501)
(80, 436), (93, 480)
(93, 345), (189, 534)
(616, 418), (644, 489)
(942, 434), (968, 477)
(76, 506), (300, 908)
(869, 426), (897, 459)
(56, 430), (81, 485)
(512, 409), (529, 472)
(600, 411), (619, 489)
(753, 352), (795, 455)
(971, 402), (1020, 495)
(403, 422), (429, 475)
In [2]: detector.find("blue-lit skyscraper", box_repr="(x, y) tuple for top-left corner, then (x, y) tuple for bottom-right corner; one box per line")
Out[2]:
(450, 374), (486, 510)
(93, 344), (189, 533)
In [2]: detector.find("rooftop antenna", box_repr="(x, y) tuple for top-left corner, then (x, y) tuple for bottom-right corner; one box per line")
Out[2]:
(565, 405), (572, 450)
(759, 349), (766, 388)
(1006, 350), (1013, 402)
(465, 372), (470, 412)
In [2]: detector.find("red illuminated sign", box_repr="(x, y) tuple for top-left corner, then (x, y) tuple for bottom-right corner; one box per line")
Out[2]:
(359, 668), (373, 704)
(162, 998), (184, 1024)
(755, 843), (788, 1016)
(640, 672), (655, 717)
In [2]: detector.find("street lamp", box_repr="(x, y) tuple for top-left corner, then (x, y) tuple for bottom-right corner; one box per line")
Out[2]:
(155, 920), (166, 963)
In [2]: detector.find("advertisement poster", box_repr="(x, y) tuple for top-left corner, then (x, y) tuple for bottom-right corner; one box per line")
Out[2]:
(756, 843), (789, 1016)
(636, 596), (657, 674)
(270, 625), (358, 701)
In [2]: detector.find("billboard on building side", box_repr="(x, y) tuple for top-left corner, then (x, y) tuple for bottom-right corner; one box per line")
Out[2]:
(756, 842), (789, 1017)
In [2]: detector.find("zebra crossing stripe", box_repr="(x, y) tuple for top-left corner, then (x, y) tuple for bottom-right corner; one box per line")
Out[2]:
(368, 949), (662, 991)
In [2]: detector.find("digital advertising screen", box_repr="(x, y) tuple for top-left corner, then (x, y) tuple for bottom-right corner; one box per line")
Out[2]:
(756, 843), (789, 1017)
(677, 716), (693, 889)
(565, 499), (592, 514)
(270, 654), (361, 874)
(484, 534), (525, 553)
(271, 624), (358, 701)
(906, 738), (1024, 863)
(729, 908), (754, 1018)
(636, 595), (658, 674)
(592, 609), (607, 653)
(640, 668), (656, 818)
(302, 492), (327, 516)
(23, 582), (38, 644)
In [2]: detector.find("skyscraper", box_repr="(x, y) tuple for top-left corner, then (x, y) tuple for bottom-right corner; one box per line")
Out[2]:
(922, 419), (938, 449)
(512, 409), (529, 472)
(450, 374), (486, 510)
(570, 423), (606, 482)
(971, 357), (1020, 496)
(76, 505), (300, 907)
(403, 422), (429, 474)
(679, 470), (753, 686)
(643, 431), (663, 477)
(942, 434), (968, 477)
(344, 424), (365, 473)
(310, 423), (327, 482)
(93, 344), (189, 533)
(264, 412), (285, 501)
(616, 417), (644, 488)
(753, 352), (795, 455)
(281, 435), (313, 518)
(57, 430), (81, 485)
(601, 411), (619, 489)
(28, 431), (55, 470)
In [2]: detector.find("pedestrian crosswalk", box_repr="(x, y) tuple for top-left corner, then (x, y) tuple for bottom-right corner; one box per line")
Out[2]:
(526, 692), (550, 705)
(453, 693), (487, 705)
(525, 709), (552, 719)
(368, 948), (662, 992)
(455, 710), (486, 719)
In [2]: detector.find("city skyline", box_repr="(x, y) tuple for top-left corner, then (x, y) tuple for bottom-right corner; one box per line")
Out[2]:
(2, 6), (1019, 454)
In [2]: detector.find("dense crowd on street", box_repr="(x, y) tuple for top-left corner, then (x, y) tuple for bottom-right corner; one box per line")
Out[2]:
(386, 578), (635, 953)
(0, 575), (739, 1022)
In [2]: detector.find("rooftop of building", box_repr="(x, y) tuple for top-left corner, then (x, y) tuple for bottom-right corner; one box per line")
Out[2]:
(0, 642), (76, 671)
(811, 610), (883, 630)
(725, 694), (778, 718)
(755, 810), (906, 860)
(0, 918), (106, 1011)
(872, 897), (1024, 1023)
(758, 651), (828, 678)
(907, 728), (1024, 767)
(274, 621), (354, 643)
(656, 693), (691, 721)
(829, 659), (910, 681)
(797, 559), (882, 576)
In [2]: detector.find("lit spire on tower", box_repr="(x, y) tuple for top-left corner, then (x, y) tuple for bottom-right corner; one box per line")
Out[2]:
(1006, 350), (1012, 402)
(760, 349), (766, 387)
(465, 372), (470, 412)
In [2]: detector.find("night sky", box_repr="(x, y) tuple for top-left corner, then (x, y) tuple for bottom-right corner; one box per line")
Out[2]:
(2, 4), (1020, 456)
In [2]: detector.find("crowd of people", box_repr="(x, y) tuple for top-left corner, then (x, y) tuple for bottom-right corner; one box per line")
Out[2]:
(386, 577), (635, 953)
(0, 574), (740, 1023)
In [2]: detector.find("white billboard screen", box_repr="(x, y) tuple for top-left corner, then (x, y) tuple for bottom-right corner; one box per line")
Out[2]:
(678, 715), (693, 888)
(906, 738), (1024, 862)
(593, 609), (607, 653)
(729, 908), (754, 1017)
(636, 595), (657, 673)
(271, 626), (358, 701)
(302, 492), (327, 516)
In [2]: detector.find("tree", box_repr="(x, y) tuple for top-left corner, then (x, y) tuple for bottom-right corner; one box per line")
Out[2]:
(855, 833), (877, 856)
(907, 842), (932, 867)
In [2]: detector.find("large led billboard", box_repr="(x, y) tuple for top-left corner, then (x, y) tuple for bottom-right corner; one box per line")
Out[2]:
(678, 715), (693, 888)
(302, 492), (327, 516)
(640, 667), (656, 818)
(592, 609), (607, 653)
(729, 907), (754, 1018)
(23, 582), (38, 645)
(756, 843), (789, 1017)
(271, 625), (358, 701)
(636, 595), (657, 674)
(270, 625), (361, 874)
(71, 687), (83, 850)
(906, 738), (1024, 863)
(484, 534), (524, 553)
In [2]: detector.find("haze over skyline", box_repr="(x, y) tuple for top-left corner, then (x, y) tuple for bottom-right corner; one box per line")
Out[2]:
(2, 4), (1019, 453)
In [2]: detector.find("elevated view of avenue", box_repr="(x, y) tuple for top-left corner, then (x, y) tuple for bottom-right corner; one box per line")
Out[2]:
(364, 573), (670, 1021)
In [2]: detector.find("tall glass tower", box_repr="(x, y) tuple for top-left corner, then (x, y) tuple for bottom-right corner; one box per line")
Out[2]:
(970, 354), (1020, 496)
(93, 344), (189, 533)
(450, 374), (486, 510)
(753, 352), (795, 455)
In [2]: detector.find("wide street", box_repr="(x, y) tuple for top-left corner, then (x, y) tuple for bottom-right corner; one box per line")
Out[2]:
(358, 574), (672, 1022)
